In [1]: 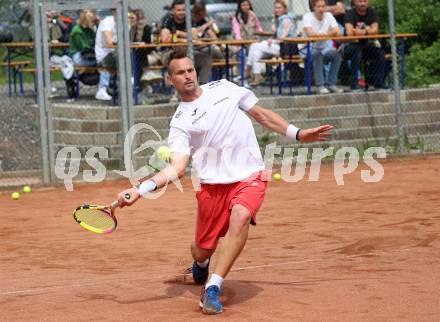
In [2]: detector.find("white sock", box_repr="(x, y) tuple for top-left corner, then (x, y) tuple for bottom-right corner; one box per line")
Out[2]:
(196, 258), (209, 268)
(205, 274), (224, 290)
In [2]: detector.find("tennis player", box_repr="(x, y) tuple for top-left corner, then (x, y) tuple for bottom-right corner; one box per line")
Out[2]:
(117, 48), (333, 314)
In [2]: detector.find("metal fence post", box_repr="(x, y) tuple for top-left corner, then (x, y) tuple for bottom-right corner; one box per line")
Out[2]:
(184, 0), (194, 61)
(121, 0), (134, 129)
(32, 0), (50, 185)
(387, 0), (404, 153)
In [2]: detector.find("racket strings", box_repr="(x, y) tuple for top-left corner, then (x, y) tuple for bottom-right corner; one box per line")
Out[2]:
(75, 208), (115, 230)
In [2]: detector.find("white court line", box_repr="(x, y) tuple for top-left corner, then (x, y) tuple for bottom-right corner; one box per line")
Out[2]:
(0, 246), (424, 297)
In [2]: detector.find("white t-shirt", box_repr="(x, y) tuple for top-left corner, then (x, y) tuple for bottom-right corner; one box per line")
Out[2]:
(302, 12), (338, 49)
(168, 79), (265, 184)
(95, 15), (116, 62)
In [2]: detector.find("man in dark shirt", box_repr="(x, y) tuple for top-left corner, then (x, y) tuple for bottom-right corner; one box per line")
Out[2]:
(344, 0), (386, 90)
(160, 0), (188, 42)
(160, 0), (212, 84)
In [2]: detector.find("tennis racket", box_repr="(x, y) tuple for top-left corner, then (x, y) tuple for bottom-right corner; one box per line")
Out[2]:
(73, 193), (130, 234)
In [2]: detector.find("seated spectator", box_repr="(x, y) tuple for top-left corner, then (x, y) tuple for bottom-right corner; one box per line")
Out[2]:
(192, 2), (218, 40)
(344, 0), (386, 91)
(310, 0), (346, 31)
(160, 0), (212, 84)
(303, 0), (343, 94)
(160, 0), (188, 43)
(192, 2), (223, 59)
(232, 0), (263, 41)
(245, 0), (296, 86)
(129, 9), (163, 87)
(230, 0), (263, 83)
(69, 9), (97, 67)
(95, 9), (117, 101)
(47, 11), (72, 43)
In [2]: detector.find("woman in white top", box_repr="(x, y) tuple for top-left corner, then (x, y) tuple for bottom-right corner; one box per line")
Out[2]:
(302, 0), (342, 94)
(245, 0), (296, 87)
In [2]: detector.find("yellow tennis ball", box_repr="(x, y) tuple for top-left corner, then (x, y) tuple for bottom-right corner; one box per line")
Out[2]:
(273, 173), (281, 181)
(157, 145), (170, 161)
(23, 185), (31, 193)
(11, 192), (20, 200)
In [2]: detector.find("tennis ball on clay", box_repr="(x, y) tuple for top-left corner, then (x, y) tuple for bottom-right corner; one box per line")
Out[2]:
(23, 185), (31, 193)
(11, 192), (20, 200)
(157, 145), (170, 161)
(273, 173), (281, 181)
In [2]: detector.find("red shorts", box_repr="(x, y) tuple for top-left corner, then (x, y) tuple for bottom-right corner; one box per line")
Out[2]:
(195, 171), (267, 250)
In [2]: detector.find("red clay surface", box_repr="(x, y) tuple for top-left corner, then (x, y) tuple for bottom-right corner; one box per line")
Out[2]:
(1, 157), (439, 321)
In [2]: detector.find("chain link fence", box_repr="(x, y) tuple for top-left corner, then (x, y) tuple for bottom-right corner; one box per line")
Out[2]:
(0, 0), (439, 190)
(0, 0), (40, 190)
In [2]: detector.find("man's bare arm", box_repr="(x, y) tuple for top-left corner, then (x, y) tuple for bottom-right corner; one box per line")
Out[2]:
(117, 153), (190, 206)
(247, 105), (333, 142)
(103, 31), (113, 46)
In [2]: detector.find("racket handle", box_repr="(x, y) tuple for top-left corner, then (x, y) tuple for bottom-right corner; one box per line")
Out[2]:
(110, 200), (119, 210)
(110, 193), (131, 210)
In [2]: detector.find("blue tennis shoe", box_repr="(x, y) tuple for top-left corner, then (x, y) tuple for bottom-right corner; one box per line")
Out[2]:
(199, 285), (223, 314)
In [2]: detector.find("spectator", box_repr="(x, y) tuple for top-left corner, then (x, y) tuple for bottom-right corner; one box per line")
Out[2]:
(245, 0), (296, 87)
(310, 0), (345, 30)
(129, 9), (163, 87)
(160, 0), (212, 84)
(303, 0), (343, 94)
(95, 9), (117, 101)
(192, 2), (223, 59)
(344, 0), (386, 91)
(232, 0), (263, 41)
(160, 0), (188, 43)
(192, 2), (217, 40)
(47, 11), (64, 42)
(69, 9), (97, 67)
(61, 10), (81, 25)
(231, 0), (263, 84)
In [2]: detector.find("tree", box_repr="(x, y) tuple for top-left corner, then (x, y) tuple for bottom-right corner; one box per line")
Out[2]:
(370, 0), (440, 86)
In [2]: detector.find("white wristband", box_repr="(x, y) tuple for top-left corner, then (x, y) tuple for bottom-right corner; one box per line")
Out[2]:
(286, 124), (301, 142)
(136, 180), (157, 196)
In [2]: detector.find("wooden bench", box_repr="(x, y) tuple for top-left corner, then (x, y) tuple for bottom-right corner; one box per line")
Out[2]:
(148, 64), (165, 71)
(212, 59), (240, 67)
(260, 58), (304, 65)
(0, 60), (33, 67)
(211, 59), (241, 81)
(20, 67), (61, 73)
(143, 59), (241, 81)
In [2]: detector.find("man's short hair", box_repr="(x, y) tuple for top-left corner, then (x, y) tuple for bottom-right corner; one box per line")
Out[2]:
(166, 47), (189, 70)
(192, 2), (207, 15)
(171, 0), (185, 8)
(310, 0), (327, 9)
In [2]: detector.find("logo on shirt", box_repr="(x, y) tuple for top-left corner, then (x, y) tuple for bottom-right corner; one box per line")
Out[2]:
(214, 97), (229, 106)
(174, 111), (183, 119)
(208, 80), (223, 89)
(192, 108), (198, 116)
(192, 111), (207, 125)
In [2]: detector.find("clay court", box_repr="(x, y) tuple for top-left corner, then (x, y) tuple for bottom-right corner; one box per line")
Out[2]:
(1, 157), (439, 321)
